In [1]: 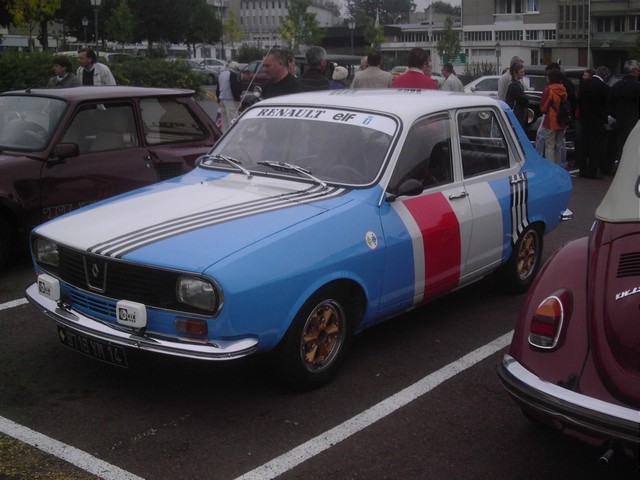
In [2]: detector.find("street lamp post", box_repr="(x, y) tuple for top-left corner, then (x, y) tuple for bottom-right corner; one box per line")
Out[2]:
(82, 16), (88, 47)
(495, 41), (502, 75)
(348, 19), (356, 55)
(90, 0), (102, 54)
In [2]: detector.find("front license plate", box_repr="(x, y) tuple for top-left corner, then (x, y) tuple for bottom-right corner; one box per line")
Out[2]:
(57, 326), (128, 368)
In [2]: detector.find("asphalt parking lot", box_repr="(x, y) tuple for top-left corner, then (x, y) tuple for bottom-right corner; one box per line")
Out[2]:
(1, 172), (637, 480)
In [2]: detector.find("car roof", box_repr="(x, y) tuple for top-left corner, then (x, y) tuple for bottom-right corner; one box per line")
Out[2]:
(254, 89), (504, 123)
(1, 86), (196, 101)
(596, 123), (640, 223)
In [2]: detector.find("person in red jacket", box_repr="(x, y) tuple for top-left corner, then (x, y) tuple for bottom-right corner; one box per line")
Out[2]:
(539, 68), (568, 165)
(392, 47), (438, 89)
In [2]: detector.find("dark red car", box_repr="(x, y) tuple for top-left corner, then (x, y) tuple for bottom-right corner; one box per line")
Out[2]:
(498, 123), (640, 465)
(0, 86), (221, 268)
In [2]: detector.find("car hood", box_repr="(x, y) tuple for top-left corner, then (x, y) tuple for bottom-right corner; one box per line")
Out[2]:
(34, 173), (353, 272)
(589, 221), (640, 406)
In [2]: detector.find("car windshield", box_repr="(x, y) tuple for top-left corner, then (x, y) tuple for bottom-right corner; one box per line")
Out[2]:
(205, 105), (397, 185)
(0, 95), (66, 151)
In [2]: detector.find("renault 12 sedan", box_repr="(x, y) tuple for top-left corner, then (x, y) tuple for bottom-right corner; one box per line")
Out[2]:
(0, 86), (221, 268)
(497, 121), (640, 465)
(26, 90), (573, 390)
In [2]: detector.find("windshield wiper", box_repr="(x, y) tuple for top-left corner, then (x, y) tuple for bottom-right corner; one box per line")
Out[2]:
(201, 154), (252, 178)
(258, 161), (327, 190)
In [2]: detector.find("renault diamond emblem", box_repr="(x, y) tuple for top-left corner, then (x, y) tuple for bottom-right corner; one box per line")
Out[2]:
(83, 256), (108, 293)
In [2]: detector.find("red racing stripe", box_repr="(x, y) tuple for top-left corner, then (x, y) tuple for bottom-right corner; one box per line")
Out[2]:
(403, 193), (462, 300)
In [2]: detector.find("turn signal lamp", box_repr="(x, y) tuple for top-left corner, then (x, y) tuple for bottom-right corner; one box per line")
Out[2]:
(528, 291), (571, 349)
(175, 318), (208, 336)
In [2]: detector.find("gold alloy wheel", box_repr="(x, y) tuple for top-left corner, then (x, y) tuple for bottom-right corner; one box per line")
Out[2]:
(517, 229), (539, 281)
(300, 299), (345, 372)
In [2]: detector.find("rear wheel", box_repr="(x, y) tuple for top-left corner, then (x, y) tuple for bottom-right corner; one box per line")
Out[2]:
(496, 224), (543, 294)
(274, 286), (355, 391)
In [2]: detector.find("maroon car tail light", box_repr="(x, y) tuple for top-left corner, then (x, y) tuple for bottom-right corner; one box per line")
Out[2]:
(528, 290), (572, 349)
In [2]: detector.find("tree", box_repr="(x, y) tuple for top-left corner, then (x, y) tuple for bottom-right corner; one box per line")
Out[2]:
(7, 0), (62, 51)
(129, 0), (194, 54)
(279, 0), (323, 53)
(186, 0), (221, 57)
(224, 14), (244, 58)
(436, 16), (460, 63)
(347, 0), (415, 25)
(431, 1), (460, 16)
(105, 0), (135, 50)
(363, 16), (384, 52)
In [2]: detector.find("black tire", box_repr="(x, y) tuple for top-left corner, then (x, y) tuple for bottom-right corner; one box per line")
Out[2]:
(274, 286), (355, 391)
(0, 215), (11, 269)
(496, 224), (543, 294)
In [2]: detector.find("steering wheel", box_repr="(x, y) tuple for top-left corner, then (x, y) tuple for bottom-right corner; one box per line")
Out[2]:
(21, 121), (48, 146)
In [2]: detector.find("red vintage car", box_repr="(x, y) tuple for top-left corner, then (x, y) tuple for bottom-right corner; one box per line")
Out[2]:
(0, 86), (221, 268)
(498, 123), (640, 465)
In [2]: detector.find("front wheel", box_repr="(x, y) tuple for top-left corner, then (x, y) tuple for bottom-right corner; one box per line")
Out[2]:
(274, 286), (355, 391)
(496, 224), (543, 294)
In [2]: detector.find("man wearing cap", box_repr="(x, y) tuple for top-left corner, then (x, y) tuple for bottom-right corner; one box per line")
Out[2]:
(216, 61), (242, 132)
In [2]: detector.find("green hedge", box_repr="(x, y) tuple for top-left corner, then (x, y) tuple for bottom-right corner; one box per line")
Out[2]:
(0, 51), (203, 97)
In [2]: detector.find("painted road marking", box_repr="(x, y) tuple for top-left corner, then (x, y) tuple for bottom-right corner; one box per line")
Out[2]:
(234, 332), (513, 480)
(1, 297), (512, 480)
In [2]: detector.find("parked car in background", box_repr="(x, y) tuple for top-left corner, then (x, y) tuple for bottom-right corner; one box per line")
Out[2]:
(194, 58), (227, 79)
(0, 86), (221, 268)
(498, 121), (640, 465)
(391, 66), (408, 77)
(464, 75), (501, 97)
(26, 90), (572, 390)
(240, 59), (268, 92)
(184, 59), (216, 85)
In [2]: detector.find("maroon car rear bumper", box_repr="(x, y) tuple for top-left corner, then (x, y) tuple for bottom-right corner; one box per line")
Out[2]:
(497, 354), (640, 451)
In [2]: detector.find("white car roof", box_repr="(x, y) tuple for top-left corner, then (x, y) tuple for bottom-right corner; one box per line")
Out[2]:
(596, 121), (640, 223)
(256, 89), (503, 125)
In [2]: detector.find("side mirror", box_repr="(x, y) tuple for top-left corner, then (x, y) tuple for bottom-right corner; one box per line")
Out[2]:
(49, 143), (79, 166)
(386, 178), (424, 202)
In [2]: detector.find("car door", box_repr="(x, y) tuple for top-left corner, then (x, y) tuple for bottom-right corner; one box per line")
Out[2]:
(38, 101), (159, 223)
(455, 108), (525, 279)
(379, 112), (473, 311)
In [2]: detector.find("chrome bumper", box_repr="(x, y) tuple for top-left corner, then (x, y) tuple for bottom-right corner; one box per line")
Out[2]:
(497, 354), (640, 445)
(25, 283), (258, 361)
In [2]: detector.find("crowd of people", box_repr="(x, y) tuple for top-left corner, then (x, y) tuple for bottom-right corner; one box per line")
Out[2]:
(46, 45), (639, 173)
(499, 54), (637, 178)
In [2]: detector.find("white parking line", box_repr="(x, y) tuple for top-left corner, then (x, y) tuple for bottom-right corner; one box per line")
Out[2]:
(0, 298), (28, 311)
(0, 416), (144, 480)
(234, 331), (513, 480)
(1, 296), (512, 480)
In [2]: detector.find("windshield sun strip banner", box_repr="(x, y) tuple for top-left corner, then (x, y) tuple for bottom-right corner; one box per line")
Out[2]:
(245, 106), (398, 136)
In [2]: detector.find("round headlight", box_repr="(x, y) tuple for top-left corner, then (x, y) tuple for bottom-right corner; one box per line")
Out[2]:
(35, 238), (59, 267)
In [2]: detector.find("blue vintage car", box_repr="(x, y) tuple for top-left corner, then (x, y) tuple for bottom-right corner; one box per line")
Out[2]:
(26, 90), (573, 390)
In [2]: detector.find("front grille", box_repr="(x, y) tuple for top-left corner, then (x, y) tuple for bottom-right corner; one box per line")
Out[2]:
(41, 245), (216, 316)
(69, 289), (117, 322)
(617, 252), (640, 278)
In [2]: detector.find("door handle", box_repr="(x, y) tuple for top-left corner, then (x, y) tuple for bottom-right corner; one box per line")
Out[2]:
(448, 191), (469, 200)
(144, 154), (152, 168)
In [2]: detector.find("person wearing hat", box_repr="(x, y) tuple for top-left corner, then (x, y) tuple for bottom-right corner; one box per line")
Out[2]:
(330, 66), (348, 89)
(47, 55), (81, 88)
(216, 61), (242, 132)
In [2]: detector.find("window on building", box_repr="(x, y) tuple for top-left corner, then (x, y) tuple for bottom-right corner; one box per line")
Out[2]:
(525, 0), (539, 13)
(496, 0), (523, 14)
(630, 15), (640, 31)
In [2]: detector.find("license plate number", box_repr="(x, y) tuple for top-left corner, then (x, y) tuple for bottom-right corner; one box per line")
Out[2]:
(57, 326), (128, 368)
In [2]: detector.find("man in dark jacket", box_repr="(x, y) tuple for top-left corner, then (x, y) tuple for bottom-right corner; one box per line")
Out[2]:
(610, 59), (640, 164)
(300, 46), (330, 91)
(577, 65), (610, 178)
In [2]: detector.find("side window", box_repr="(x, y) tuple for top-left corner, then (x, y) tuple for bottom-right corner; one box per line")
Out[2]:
(389, 113), (453, 193)
(456, 110), (510, 178)
(61, 103), (138, 154)
(140, 98), (208, 145)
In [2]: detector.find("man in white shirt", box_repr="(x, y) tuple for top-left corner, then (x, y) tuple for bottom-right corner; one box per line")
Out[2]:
(497, 56), (523, 101)
(440, 63), (464, 92)
(77, 48), (116, 86)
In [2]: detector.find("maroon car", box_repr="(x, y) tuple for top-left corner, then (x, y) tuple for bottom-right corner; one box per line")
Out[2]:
(0, 86), (221, 268)
(498, 123), (640, 465)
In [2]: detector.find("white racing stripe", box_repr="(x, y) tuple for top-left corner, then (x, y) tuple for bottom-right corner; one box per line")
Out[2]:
(1, 296), (512, 480)
(234, 331), (513, 480)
